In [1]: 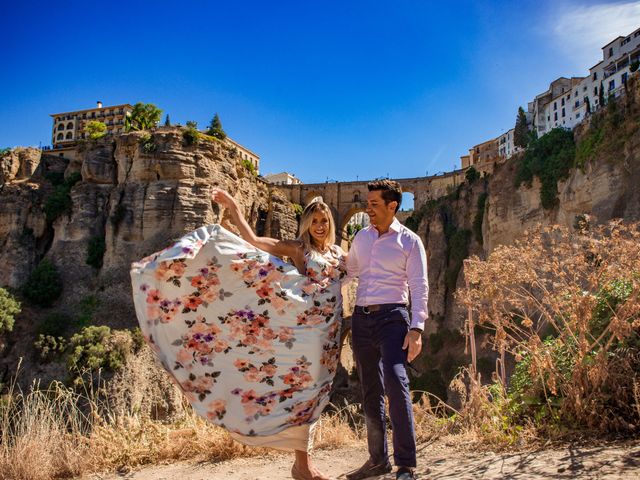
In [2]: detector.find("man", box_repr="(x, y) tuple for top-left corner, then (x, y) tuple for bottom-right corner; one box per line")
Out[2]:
(345, 180), (429, 480)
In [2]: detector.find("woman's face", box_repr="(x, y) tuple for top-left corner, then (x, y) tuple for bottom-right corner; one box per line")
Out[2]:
(309, 210), (331, 245)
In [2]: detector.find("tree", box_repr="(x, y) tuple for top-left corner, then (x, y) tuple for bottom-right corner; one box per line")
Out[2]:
(0, 287), (21, 333)
(22, 259), (63, 307)
(124, 103), (163, 132)
(186, 120), (198, 129)
(599, 81), (605, 108)
(465, 166), (480, 184)
(164, 114), (171, 126)
(207, 113), (227, 140)
(514, 106), (529, 148)
(84, 121), (107, 140)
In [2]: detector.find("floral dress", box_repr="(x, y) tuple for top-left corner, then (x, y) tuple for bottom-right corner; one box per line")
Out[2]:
(130, 224), (346, 451)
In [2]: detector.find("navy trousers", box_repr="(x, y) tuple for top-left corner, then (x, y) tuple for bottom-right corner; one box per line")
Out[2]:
(351, 306), (417, 468)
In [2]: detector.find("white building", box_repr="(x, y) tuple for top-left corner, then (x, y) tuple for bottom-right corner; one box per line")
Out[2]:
(498, 128), (515, 159)
(263, 172), (302, 185)
(532, 27), (640, 137)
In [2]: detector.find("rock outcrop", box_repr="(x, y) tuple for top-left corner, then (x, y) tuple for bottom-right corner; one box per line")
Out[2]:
(0, 129), (297, 331)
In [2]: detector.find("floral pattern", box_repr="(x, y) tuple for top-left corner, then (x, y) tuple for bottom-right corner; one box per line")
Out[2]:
(131, 224), (345, 439)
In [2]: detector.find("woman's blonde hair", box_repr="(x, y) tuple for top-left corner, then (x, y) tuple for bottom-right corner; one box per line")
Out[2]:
(297, 201), (335, 252)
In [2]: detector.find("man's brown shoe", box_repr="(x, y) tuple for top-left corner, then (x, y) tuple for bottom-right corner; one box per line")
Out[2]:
(345, 459), (392, 480)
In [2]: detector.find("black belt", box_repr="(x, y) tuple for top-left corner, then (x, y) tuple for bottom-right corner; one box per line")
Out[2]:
(354, 303), (407, 315)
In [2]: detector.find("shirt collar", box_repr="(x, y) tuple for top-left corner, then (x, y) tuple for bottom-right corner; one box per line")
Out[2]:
(367, 217), (402, 235)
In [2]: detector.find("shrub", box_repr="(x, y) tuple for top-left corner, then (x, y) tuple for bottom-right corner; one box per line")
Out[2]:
(39, 312), (72, 337)
(43, 172), (82, 223)
(182, 126), (200, 146)
(0, 287), (21, 334)
(631, 60), (640, 73)
(34, 334), (68, 362)
(86, 236), (106, 269)
(410, 368), (448, 405)
(241, 158), (257, 176)
(22, 259), (63, 307)
(445, 228), (471, 291)
(515, 128), (575, 209)
(292, 203), (304, 217)
(404, 199), (438, 233)
(460, 222), (640, 433)
(428, 328), (463, 355)
(465, 166), (480, 184)
(139, 133), (157, 154)
(84, 121), (107, 140)
(75, 295), (99, 329)
(67, 326), (134, 376)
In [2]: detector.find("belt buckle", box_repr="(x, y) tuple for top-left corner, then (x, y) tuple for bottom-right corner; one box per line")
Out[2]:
(362, 306), (370, 315)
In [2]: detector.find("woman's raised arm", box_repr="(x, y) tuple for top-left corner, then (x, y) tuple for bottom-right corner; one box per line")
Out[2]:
(211, 187), (302, 261)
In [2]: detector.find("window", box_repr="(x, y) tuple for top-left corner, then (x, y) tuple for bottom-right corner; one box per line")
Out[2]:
(562, 108), (565, 117)
(574, 100), (579, 108)
(57, 124), (64, 131)
(583, 86), (587, 91)
(65, 132), (73, 140)
(57, 133), (64, 141)
(622, 72), (628, 84)
(609, 47), (613, 57)
(554, 112), (558, 121)
(554, 102), (557, 111)
(547, 115), (550, 122)
(593, 72), (598, 80)
(576, 113), (581, 119)
(561, 98), (565, 106)
(635, 31), (640, 38)
(66, 122), (73, 129)
(609, 79), (615, 91)
(594, 86), (598, 95)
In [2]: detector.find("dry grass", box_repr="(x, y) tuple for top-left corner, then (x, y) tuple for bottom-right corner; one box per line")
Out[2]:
(0, 348), (377, 480)
(456, 221), (640, 439)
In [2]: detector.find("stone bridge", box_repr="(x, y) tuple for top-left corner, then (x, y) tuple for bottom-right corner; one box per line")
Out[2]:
(275, 169), (468, 236)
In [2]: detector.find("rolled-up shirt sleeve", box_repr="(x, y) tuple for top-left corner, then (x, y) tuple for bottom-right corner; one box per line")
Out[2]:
(345, 235), (360, 283)
(407, 237), (429, 331)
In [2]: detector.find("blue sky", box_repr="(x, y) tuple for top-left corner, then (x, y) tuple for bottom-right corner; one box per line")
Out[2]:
(2, 0), (639, 184)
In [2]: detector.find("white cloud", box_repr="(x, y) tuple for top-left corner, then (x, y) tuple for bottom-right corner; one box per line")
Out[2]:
(553, 1), (640, 69)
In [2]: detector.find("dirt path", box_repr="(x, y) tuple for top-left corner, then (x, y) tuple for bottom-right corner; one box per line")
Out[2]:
(85, 439), (640, 479)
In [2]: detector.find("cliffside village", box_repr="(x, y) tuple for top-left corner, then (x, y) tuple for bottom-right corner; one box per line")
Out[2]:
(41, 27), (640, 189)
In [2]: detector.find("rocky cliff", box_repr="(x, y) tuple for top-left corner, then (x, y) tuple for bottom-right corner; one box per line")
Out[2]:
(0, 129), (297, 380)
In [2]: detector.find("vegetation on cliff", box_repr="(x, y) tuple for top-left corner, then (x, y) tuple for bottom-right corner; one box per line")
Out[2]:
(459, 221), (640, 437)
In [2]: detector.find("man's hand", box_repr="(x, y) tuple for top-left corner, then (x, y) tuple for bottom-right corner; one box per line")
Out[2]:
(402, 329), (422, 363)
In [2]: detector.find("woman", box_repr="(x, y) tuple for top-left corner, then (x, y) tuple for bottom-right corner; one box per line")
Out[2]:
(130, 188), (346, 480)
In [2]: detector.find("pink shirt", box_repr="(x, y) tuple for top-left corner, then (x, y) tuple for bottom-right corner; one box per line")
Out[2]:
(346, 218), (429, 331)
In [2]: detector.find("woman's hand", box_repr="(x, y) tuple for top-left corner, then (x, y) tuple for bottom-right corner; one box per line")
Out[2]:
(211, 187), (237, 210)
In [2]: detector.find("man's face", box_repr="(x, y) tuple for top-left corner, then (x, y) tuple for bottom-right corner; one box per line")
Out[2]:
(366, 190), (396, 229)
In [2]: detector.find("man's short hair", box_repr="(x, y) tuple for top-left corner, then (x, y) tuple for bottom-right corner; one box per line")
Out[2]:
(367, 179), (402, 212)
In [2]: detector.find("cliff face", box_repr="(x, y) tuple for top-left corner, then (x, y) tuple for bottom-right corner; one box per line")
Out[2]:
(0, 129), (297, 331)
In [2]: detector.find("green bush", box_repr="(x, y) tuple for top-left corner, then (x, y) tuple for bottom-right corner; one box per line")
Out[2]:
(590, 279), (634, 342)
(429, 327), (463, 355)
(67, 326), (133, 375)
(241, 158), (257, 176)
(515, 128), (575, 209)
(39, 312), (72, 337)
(139, 133), (157, 154)
(182, 126), (200, 146)
(34, 334), (68, 362)
(0, 147), (11, 156)
(0, 287), (21, 334)
(76, 295), (99, 329)
(404, 199), (438, 233)
(292, 203), (304, 216)
(410, 368), (448, 405)
(465, 166), (480, 184)
(43, 172), (82, 223)
(631, 60), (640, 73)
(86, 235), (106, 269)
(445, 228), (471, 291)
(22, 259), (63, 307)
